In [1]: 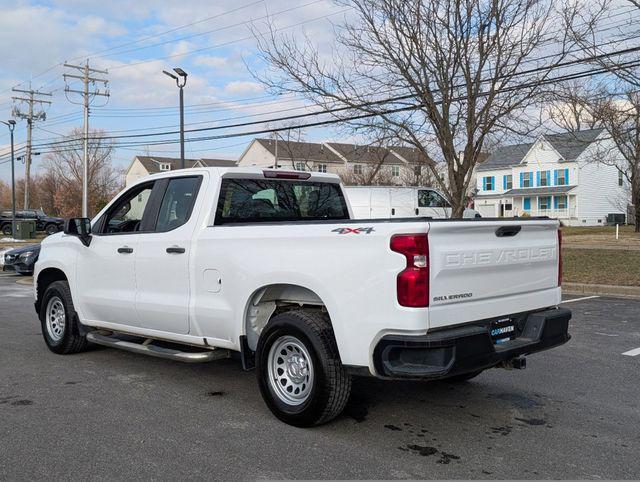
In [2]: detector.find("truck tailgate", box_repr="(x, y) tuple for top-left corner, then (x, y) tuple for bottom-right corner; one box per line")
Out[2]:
(427, 219), (561, 329)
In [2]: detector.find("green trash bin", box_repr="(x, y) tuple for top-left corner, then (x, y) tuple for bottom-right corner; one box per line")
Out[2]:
(15, 220), (36, 240)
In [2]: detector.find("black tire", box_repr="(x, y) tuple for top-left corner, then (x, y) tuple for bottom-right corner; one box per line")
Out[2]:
(256, 310), (352, 427)
(1, 224), (11, 236)
(445, 370), (483, 383)
(39, 280), (88, 354)
(45, 224), (59, 235)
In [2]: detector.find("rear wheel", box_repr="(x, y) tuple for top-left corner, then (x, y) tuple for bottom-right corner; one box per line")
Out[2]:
(256, 310), (351, 427)
(39, 280), (88, 354)
(45, 224), (59, 235)
(1, 224), (11, 236)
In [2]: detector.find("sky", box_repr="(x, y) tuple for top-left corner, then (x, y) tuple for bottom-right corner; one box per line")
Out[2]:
(0, 0), (637, 187)
(0, 0), (349, 183)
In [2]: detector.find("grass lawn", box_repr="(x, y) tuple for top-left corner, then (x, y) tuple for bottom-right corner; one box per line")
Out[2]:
(563, 248), (640, 286)
(561, 225), (640, 249)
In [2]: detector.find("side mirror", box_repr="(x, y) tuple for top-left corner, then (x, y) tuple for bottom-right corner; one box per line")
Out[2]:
(64, 218), (92, 246)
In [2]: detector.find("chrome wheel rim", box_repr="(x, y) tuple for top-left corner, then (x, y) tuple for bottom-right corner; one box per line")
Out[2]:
(46, 296), (66, 342)
(267, 335), (314, 405)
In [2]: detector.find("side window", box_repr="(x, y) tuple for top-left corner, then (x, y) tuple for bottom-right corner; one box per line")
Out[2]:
(418, 190), (448, 208)
(101, 183), (155, 234)
(155, 177), (201, 232)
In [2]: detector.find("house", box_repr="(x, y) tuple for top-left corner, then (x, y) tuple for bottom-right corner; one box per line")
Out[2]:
(473, 129), (629, 225)
(125, 156), (237, 186)
(237, 138), (429, 184)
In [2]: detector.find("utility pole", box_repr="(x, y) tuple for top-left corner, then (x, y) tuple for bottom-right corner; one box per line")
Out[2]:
(64, 60), (109, 217)
(12, 88), (51, 209)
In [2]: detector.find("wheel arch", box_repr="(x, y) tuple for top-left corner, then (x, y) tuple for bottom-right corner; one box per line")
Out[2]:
(243, 283), (329, 352)
(35, 267), (69, 315)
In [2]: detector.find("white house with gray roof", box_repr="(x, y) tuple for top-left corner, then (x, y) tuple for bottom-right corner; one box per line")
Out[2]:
(237, 138), (429, 184)
(125, 156), (237, 186)
(474, 129), (629, 225)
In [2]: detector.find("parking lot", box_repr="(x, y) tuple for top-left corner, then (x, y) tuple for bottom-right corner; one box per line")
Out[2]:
(1, 273), (639, 480)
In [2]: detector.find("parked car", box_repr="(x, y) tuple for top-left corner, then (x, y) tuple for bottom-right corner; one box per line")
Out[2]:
(344, 186), (481, 219)
(34, 167), (570, 427)
(2, 243), (40, 275)
(1, 209), (64, 236)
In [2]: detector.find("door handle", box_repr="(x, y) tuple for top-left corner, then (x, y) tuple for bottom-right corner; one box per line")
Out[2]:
(166, 246), (186, 254)
(117, 247), (133, 254)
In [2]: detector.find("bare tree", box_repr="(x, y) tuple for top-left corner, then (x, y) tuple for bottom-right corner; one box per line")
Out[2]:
(587, 90), (640, 230)
(254, 0), (574, 216)
(42, 128), (122, 218)
(561, 0), (639, 229)
(547, 81), (600, 132)
(565, 0), (640, 88)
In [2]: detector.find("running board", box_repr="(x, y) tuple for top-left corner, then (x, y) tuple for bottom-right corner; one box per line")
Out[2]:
(86, 332), (229, 363)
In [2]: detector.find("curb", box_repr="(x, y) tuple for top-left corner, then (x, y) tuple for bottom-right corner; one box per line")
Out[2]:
(563, 282), (640, 299)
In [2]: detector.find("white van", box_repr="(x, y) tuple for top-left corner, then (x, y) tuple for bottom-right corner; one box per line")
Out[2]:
(344, 186), (480, 219)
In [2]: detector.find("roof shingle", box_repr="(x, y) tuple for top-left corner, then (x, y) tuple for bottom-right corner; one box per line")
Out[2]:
(477, 128), (604, 172)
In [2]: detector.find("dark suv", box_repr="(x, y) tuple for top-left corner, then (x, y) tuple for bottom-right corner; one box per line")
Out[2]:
(0, 209), (64, 236)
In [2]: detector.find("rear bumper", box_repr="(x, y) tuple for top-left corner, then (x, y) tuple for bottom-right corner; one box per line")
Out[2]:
(373, 307), (571, 380)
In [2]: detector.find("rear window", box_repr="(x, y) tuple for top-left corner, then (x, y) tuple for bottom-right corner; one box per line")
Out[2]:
(215, 178), (349, 225)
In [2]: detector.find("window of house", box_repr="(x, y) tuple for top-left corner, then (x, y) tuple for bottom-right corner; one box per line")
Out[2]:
(555, 195), (567, 209)
(414, 165), (422, 176)
(295, 162), (306, 171)
(483, 176), (494, 191)
(538, 196), (551, 210)
(522, 172), (532, 188)
(353, 164), (363, 175)
(504, 203), (513, 211)
(391, 165), (400, 177)
(159, 163), (171, 171)
(539, 171), (549, 187)
(504, 174), (513, 190)
(316, 163), (327, 173)
(555, 169), (567, 185)
(619, 170), (624, 187)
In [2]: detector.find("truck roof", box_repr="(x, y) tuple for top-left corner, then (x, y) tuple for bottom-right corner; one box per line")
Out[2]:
(140, 166), (342, 184)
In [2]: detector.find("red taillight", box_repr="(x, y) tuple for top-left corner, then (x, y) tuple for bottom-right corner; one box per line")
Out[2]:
(558, 229), (563, 286)
(390, 234), (429, 307)
(263, 170), (311, 180)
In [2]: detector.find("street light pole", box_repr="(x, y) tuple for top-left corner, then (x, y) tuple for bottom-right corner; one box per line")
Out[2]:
(162, 68), (188, 169)
(1, 120), (17, 239)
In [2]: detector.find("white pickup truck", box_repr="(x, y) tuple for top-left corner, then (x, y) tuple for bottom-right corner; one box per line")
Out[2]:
(34, 167), (570, 426)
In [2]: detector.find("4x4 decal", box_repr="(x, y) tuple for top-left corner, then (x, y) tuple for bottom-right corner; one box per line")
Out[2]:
(332, 227), (375, 234)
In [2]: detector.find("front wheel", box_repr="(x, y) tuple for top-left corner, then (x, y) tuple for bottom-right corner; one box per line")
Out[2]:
(256, 310), (351, 427)
(1, 224), (11, 236)
(39, 280), (89, 354)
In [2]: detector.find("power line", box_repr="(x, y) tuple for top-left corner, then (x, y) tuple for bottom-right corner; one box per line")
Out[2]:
(9, 56), (640, 161)
(25, 43), (640, 152)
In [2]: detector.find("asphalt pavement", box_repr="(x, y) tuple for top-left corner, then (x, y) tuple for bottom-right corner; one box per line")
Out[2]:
(1, 273), (639, 480)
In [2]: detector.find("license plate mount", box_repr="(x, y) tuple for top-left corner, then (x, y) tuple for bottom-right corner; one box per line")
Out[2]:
(490, 317), (517, 345)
